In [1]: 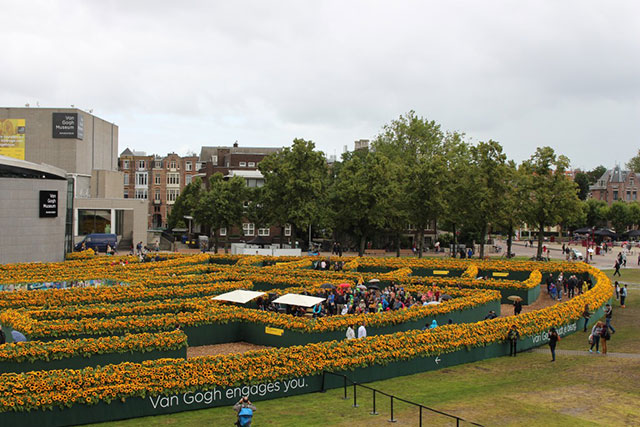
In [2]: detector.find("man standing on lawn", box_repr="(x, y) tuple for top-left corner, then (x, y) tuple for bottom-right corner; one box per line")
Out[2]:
(620, 285), (627, 308)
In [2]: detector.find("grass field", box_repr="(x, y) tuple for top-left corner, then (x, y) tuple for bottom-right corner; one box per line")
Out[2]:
(93, 269), (640, 427)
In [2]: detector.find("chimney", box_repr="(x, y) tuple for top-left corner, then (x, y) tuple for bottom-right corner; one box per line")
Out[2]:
(233, 140), (239, 148)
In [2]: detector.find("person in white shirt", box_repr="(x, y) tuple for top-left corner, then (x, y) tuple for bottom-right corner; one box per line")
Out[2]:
(346, 326), (355, 340)
(341, 304), (349, 316)
(357, 324), (367, 339)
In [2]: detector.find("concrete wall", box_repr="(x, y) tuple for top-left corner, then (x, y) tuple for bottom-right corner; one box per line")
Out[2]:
(91, 170), (125, 199)
(0, 108), (118, 176)
(0, 177), (67, 264)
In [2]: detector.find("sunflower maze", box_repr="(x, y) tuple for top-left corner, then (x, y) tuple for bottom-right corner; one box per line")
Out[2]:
(0, 253), (613, 426)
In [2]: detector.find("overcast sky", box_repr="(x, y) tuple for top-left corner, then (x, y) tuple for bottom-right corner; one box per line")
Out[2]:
(5, 1), (639, 169)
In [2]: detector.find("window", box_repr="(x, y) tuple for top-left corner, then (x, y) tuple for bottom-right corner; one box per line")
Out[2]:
(167, 189), (180, 203)
(155, 174), (162, 185)
(124, 191), (129, 199)
(239, 161), (247, 167)
(211, 156), (218, 165)
(135, 172), (148, 186)
(186, 161), (192, 171)
(123, 173), (129, 185)
(137, 160), (146, 170)
(185, 175), (193, 185)
(627, 191), (632, 201)
(248, 162), (255, 167)
(170, 160), (177, 169)
(135, 189), (148, 199)
(167, 173), (180, 185)
(196, 162), (202, 170)
(258, 228), (270, 236)
(243, 223), (255, 236)
(78, 209), (111, 235)
(154, 190), (161, 202)
(122, 160), (130, 169)
(154, 160), (162, 169)
(284, 224), (292, 236)
(219, 227), (227, 236)
(613, 191), (618, 201)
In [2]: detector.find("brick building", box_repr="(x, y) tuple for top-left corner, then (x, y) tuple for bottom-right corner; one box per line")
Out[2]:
(119, 149), (201, 229)
(589, 166), (639, 205)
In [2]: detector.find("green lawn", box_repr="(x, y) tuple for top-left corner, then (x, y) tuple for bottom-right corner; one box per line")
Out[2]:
(91, 267), (640, 427)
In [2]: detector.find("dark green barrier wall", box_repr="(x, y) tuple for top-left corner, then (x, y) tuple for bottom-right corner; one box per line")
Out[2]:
(0, 309), (595, 427)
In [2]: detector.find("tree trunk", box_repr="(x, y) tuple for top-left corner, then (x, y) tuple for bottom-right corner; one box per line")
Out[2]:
(507, 222), (513, 258)
(452, 223), (457, 258)
(280, 226), (285, 249)
(224, 232), (229, 254)
(537, 222), (544, 259)
(479, 223), (486, 259)
(395, 232), (401, 257)
(212, 230), (218, 254)
(418, 229), (424, 258)
(359, 235), (366, 257)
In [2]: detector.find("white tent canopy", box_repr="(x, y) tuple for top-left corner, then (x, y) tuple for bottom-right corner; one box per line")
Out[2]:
(212, 290), (265, 304)
(272, 293), (326, 308)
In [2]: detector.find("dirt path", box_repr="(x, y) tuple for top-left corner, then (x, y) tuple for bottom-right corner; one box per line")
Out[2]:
(187, 341), (271, 358)
(499, 289), (561, 318)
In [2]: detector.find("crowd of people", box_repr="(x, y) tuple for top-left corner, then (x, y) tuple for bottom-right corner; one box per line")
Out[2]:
(544, 273), (591, 301)
(255, 282), (448, 318)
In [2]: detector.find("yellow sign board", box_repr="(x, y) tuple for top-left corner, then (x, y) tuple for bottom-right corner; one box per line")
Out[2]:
(0, 119), (25, 160)
(265, 327), (284, 336)
(492, 272), (509, 277)
(433, 270), (449, 275)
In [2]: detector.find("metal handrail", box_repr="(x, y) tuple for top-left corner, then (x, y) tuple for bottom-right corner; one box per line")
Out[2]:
(321, 371), (483, 427)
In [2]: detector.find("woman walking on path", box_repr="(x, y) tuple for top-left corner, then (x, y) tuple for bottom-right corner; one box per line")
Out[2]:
(549, 327), (560, 362)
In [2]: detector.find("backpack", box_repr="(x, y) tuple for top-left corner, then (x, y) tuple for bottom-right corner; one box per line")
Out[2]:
(238, 407), (253, 426)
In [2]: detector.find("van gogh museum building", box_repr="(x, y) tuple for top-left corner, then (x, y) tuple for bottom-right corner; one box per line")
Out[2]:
(0, 107), (147, 264)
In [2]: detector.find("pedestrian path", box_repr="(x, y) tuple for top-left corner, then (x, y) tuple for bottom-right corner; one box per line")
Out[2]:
(529, 348), (640, 359)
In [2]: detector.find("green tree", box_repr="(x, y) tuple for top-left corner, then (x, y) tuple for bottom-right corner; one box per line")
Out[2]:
(519, 147), (581, 259)
(626, 150), (640, 173)
(466, 140), (512, 258)
(167, 178), (202, 230)
(584, 199), (609, 228)
(373, 111), (448, 257)
(628, 202), (640, 229)
(586, 165), (607, 184)
(440, 133), (472, 257)
(608, 201), (630, 233)
(192, 174), (248, 253)
(573, 172), (590, 200)
(259, 138), (328, 248)
(495, 161), (525, 258)
(330, 150), (396, 256)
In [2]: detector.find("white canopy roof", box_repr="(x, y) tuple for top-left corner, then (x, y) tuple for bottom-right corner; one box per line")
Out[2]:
(272, 293), (326, 308)
(212, 290), (265, 304)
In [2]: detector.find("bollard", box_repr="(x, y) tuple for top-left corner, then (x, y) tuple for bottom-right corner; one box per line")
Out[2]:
(371, 389), (378, 415)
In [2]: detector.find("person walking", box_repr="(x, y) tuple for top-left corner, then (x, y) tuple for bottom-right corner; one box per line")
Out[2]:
(513, 299), (523, 315)
(508, 325), (520, 357)
(615, 281), (620, 300)
(604, 303), (616, 334)
(620, 284), (628, 308)
(589, 322), (603, 353)
(548, 327), (560, 362)
(613, 260), (621, 277)
(582, 304), (591, 332)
